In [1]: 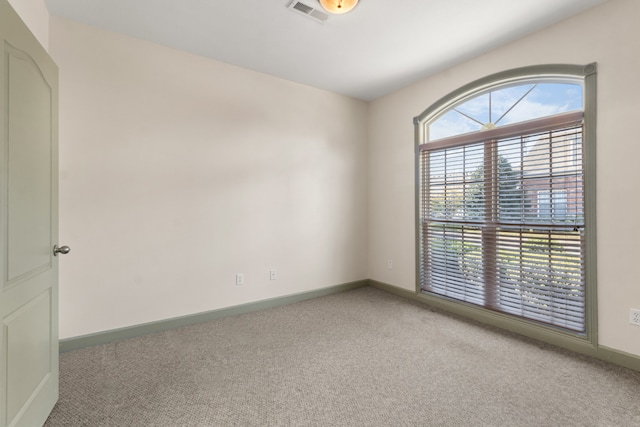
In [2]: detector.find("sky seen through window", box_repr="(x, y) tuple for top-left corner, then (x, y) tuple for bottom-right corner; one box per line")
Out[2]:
(428, 83), (583, 141)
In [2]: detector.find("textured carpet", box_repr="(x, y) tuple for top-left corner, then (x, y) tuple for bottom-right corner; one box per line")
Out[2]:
(45, 286), (640, 426)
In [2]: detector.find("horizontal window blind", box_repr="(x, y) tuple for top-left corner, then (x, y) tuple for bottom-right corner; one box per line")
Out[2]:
(420, 112), (586, 332)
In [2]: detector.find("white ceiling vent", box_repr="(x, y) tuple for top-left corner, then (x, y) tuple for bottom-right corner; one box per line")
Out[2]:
(288, 1), (329, 23)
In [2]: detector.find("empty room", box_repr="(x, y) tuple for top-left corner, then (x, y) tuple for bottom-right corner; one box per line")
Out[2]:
(2, 0), (640, 425)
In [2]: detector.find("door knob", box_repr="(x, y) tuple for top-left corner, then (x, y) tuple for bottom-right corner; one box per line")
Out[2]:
(53, 245), (71, 256)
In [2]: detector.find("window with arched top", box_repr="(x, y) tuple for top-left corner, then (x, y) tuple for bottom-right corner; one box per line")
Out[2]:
(414, 64), (597, 341)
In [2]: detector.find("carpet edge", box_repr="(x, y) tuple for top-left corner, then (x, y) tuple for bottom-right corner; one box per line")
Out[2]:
(369, 279), (640, 372)
(59, 279), (368, 352)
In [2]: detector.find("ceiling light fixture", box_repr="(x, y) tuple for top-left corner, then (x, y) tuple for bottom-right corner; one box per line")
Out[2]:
(318, 0), (359, 14)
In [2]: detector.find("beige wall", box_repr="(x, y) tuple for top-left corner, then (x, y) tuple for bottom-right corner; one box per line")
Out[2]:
(7, 0), (48, 49)
(49, 17), (369, 339)
(368, 0), (640, 356)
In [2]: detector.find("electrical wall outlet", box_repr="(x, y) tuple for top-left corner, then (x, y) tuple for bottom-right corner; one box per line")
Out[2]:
(630, 308), (640, 326)
(236, 273), (244, 286)
(270, 269), (277, 280)
(387, 259), (393, 269)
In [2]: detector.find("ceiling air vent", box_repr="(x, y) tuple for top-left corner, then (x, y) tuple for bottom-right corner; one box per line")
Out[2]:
(288, 0), (329, 23)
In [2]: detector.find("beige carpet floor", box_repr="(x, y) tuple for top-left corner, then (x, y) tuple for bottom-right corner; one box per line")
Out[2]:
(45, 286), (640, 426)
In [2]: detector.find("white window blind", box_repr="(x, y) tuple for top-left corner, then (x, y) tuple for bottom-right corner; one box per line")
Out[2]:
(420, 112), (586, 333)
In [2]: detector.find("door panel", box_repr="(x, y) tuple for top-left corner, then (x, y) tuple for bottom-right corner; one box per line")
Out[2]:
(7, 45), (52, 284)
(0, 1), (59, 426)
(5, 290), (52, 423)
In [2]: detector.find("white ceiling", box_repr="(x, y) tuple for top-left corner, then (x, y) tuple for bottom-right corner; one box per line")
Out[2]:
(44, 0), (607, 101)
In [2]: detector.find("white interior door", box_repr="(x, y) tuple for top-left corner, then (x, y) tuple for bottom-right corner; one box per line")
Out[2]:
(0, 1), (60, 426)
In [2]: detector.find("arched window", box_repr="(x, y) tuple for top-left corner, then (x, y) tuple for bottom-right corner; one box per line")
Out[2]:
(414, 64), (596, 340)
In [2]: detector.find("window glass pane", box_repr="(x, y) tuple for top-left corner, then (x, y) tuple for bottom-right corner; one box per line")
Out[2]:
(424, 223), (485, 306)
(495, 228), (585, 331)
(421, 118), (586, 333)
(538, 191), (551, 219)
(428, 82), (583, 141)
(499, 83), (582, 125)
(428, 144), (484, 221)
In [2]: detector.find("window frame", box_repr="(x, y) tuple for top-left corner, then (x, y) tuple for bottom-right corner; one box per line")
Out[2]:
(414, 64), (598, 348)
